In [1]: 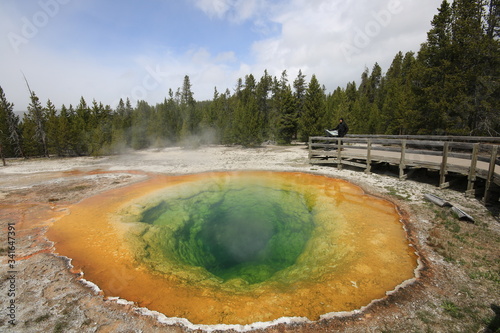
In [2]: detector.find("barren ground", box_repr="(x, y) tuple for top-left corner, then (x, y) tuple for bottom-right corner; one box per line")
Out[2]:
(0, 144), (499, 333)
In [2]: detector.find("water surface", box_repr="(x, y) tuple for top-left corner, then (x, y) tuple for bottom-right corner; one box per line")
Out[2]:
(47, 171), (418, 325)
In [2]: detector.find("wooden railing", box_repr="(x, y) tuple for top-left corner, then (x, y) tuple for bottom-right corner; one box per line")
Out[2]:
(308, 135), (500, 203)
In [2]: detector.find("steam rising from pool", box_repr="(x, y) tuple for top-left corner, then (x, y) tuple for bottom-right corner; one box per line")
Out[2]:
(47, 171), (418, 326)
(134, 184), (314, 285)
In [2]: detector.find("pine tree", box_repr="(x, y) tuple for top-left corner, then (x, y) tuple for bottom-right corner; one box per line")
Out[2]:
(21, 112), (39, 157)
(415, 0), (454, 134)
(57, 105), (72, 155)
(73, 97), (90, 155)
(179, 75), (197, 140)
(0, 87), (9, 165)
(166, 90), (182, 143)
(382, 52), (403, 134)
(369, 63), (383, 105)
(355, 63), (385, 134)
(0, 86), (24, 161)
(7, 110), (24, 158)
(414, 0), (500, 135)
(256, 70), (273, 140)
(460, 0), (500, 135)
(202, 87), (229, 144)
(131, 100), (152, 150)
(26, 81), (49, 157)
(277, 84), (297, 144)
(486, 0), (500, 39)
(89, 99), (103, 130)
(87, 101), (112, 155)
(218, 89), (234, 144)
(299, 75), (326, 142)
(202, 87), (219, 130)
(325, 87), (349, 130)
(66, 104), (81, 155)
(269, 71), (290, 142)
(24, 87), (49, 157)
(480, 0), (500, 134)
(45, 100), (61, 155)
(152, 100), (167, 146)
(449, 0), (488, 134)
(233, 74), (262, 146)
(351, 69), (371, 133)
(110, 99), (128, 152)
(124, 98), (134, 145)
(293, 70), (307, 140)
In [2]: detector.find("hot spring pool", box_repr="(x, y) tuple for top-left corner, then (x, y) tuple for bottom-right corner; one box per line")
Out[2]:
(47, 171), (418, 326)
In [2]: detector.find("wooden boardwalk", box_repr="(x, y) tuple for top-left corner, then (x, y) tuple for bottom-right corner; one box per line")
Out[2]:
(309, 135), (500, 203)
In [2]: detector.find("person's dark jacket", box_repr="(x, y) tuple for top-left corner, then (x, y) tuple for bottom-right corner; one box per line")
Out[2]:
(334, 122), (349, 137)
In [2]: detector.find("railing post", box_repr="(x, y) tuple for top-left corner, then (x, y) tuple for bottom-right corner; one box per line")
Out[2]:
(337, 138), (342, 169)
(399, 139), (407, 180)
(365, 139), (372, 174)
(483, 145), (498, 204)
(466, 143), (479, 197)
(308, 136), (313, 162)
(439, 142), (449, 188)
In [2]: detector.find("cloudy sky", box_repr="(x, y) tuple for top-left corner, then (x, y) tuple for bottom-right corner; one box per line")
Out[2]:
(1, 0), (442, 111)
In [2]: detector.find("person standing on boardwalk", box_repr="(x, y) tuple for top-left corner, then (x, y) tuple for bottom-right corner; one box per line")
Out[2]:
(333, 118), (349, 137)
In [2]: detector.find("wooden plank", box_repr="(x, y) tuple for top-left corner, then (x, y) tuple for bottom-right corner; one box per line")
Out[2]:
(368, 156), (402, 165)
(365, 139), (372, 174)
(440, 142), (449, 188)
(483, 145), (498, 203)
(466, 143), (479, 197)
(309, 158), (366, 169)
(406, 140), (446, 147)
(340, 145), (370, 151)
(310, 143), (338, 148)
(308, 136), (313, 160)
(318, 151), (340, 158)
(310, 157), (351, 165)
(351, 145), (403, 153)
(399, 139), (407, 180)
(446, 165), (474, 175)
(340, 160), (367, 169)
(337, 138), (343, 169)
(447, 142), (476, 150)
(309, 159), (338, 165)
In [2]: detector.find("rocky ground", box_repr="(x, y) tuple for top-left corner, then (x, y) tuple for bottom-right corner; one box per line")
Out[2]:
(0, 144), (499, 333)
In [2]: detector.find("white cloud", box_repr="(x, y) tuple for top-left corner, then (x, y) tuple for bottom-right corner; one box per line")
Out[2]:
(1, 46), (133, 110)
(247, 0), (440, 90)
(0, 0), (442, 111)
(215, 51), (237, 63)
(231, 0), (260, 22)
(107, 47), (246, 107)
(192, 0), (232, 19)
(192, 0), (269, 23)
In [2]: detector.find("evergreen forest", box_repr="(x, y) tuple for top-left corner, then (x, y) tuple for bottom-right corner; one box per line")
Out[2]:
(1, 0), (499, 161)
